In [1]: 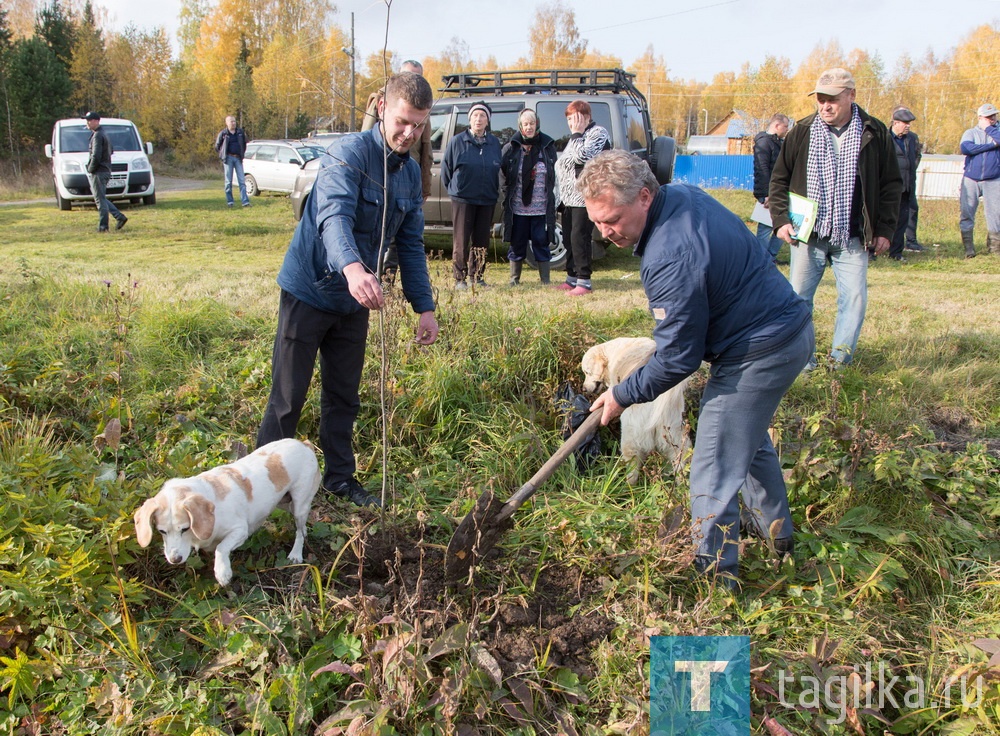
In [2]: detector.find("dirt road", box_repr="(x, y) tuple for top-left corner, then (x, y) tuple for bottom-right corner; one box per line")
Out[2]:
(0, 176), (209, 207)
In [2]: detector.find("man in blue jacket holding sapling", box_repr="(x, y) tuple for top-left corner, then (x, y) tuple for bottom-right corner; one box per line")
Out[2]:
(257, 73), (439, 509)
(579, 150), (814, 591)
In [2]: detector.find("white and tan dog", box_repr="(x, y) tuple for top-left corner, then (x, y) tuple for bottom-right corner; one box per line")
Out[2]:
(581, 337), (691, 485)
(134, 438), (321, 586)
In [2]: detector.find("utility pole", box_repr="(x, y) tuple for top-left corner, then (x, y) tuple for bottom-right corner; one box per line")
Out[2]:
(347, 13), (356, 132)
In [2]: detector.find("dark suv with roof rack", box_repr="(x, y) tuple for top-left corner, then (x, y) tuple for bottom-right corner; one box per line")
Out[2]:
(291, 69), (675, 269)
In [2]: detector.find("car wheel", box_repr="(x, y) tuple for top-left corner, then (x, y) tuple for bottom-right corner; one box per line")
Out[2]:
(245, 174), (259, 197)
(526, 223), (567, 271)
(651, 136), (676, 185)
(143, 193), (156, 206)
(55, 186), (71, 211)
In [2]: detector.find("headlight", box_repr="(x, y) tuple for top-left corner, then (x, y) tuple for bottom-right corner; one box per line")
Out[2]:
(60, 159), (83, 173)
(131, 157), (150, 172)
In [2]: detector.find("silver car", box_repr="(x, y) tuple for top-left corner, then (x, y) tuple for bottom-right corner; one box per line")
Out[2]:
(243, 140), (326, 196)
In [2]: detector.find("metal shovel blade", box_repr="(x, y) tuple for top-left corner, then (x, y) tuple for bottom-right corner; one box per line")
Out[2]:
(444, 410), (603, 586)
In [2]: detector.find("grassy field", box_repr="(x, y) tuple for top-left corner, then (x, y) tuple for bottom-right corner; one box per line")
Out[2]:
(1, 185), (998, 734)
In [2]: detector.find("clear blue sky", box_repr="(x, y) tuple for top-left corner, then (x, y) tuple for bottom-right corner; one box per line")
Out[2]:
(99, 0), (998, 83)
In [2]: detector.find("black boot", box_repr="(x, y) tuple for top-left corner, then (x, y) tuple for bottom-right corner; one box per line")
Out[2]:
(509, 260), (522, 286)
(962, 230), (976, 258)
(537, 261), (550, 285)
(988, 232), (1000, 255)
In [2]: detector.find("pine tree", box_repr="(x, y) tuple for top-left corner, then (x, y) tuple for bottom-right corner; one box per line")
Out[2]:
(35, 0), (76, 73)
(7, 36), (73, 145)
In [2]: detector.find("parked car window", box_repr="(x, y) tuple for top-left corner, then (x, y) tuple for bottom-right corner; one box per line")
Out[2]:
(625, 101), (647, 152)
(299, 146), (325, 162)
(428, 110), (450, 152)
(245, 144), (260, 159)
(536, 101), (613, 152)
(276, 145), (299, 165)
(255, 145), (278, 162)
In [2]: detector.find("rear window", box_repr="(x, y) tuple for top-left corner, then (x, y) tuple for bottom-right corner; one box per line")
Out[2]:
(535, 101), (613, 152)
(58, 123), (142, 153)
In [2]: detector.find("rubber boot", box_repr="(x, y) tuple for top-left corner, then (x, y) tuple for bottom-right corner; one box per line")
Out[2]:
(962, 230), (976, 258)
(988, 232), (1000, 255)
(508, 260), (522, 286)
(537, 261), (550, 285)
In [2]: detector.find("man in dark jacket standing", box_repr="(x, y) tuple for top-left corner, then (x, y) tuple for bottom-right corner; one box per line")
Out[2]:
(752, 113), (789, 261)
(769, 68), (901, 370)
(888, 106), (922, 261)
(214, 115), (251, 208)
(84, 111), (127, 233)
(580, 150), (814, 590)
(256, 73), (439, 509)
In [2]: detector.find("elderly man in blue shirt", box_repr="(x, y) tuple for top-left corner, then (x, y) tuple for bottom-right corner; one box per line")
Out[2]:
(579, 150), (814, 590)
(257, 73), (438, 509)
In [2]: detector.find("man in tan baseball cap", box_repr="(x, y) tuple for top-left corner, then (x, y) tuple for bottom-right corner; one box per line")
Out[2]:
(768, 67), (901, 371)
(809, 68), (856, 97)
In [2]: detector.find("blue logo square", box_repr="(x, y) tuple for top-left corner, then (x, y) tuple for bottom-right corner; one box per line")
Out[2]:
(650, 635), (750, 735)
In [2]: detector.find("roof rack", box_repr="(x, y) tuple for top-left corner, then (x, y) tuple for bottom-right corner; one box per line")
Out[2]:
(439, 69), (646, 103)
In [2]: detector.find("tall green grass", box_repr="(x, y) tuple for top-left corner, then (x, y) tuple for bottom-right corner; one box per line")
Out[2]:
(1, 185), (998, 733)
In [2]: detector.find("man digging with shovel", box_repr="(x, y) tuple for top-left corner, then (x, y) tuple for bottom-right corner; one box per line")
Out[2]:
(578, 150), (814, 590)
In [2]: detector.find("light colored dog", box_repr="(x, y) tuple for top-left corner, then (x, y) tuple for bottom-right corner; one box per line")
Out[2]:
(134, 438), (321, 586)
(581, 337), (690, 484)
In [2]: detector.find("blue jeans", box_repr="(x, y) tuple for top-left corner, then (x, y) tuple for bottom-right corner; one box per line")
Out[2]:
(755, 221), (783, 261)
(789, 235), (866, 366)
(87, 171), (123, 230)
(224, 155), (250, 206)
(689, 321), (815, 579)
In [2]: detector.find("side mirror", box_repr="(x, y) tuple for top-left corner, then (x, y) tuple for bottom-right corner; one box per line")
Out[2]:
(146, 142), (154, 155)
(45, 144), (53, 159)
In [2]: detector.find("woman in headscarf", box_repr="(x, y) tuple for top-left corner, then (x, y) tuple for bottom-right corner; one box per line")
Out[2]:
(499, 109), (558, 285)
(441, 102), (503, 289)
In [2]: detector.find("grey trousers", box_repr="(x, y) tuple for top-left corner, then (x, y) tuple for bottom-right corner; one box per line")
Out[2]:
(960, 176), (1000, 233)
(688, 321), (815, 579)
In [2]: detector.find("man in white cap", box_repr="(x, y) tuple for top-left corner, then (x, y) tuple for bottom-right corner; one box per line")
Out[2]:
(959, 103), (1000, 257)
(769, 68), (901, 371)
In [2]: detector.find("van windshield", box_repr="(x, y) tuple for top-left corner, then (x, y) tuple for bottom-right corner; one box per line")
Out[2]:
(59, 124), (142, 153)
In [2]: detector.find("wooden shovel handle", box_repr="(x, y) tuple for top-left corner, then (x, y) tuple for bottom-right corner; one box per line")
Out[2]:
(495, 409), (603, 523)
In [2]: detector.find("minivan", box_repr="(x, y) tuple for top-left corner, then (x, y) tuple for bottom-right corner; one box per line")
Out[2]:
(45, 117), (156, 210)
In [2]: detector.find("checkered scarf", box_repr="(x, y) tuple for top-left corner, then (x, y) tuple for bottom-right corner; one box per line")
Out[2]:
(806, 104), (862, 247)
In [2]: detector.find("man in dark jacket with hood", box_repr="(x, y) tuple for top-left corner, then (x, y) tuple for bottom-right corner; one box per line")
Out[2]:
(580, 150), (814, 590)
(84, 111), (127, 232)
(752, 113), (789, 261)
(769, 68), (901, 371)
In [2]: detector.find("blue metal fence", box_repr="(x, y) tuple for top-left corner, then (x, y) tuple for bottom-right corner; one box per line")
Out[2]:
(673, 155), (753, 190)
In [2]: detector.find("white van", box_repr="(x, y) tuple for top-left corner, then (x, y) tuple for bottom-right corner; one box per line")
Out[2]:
(45, 117), (156, 210)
